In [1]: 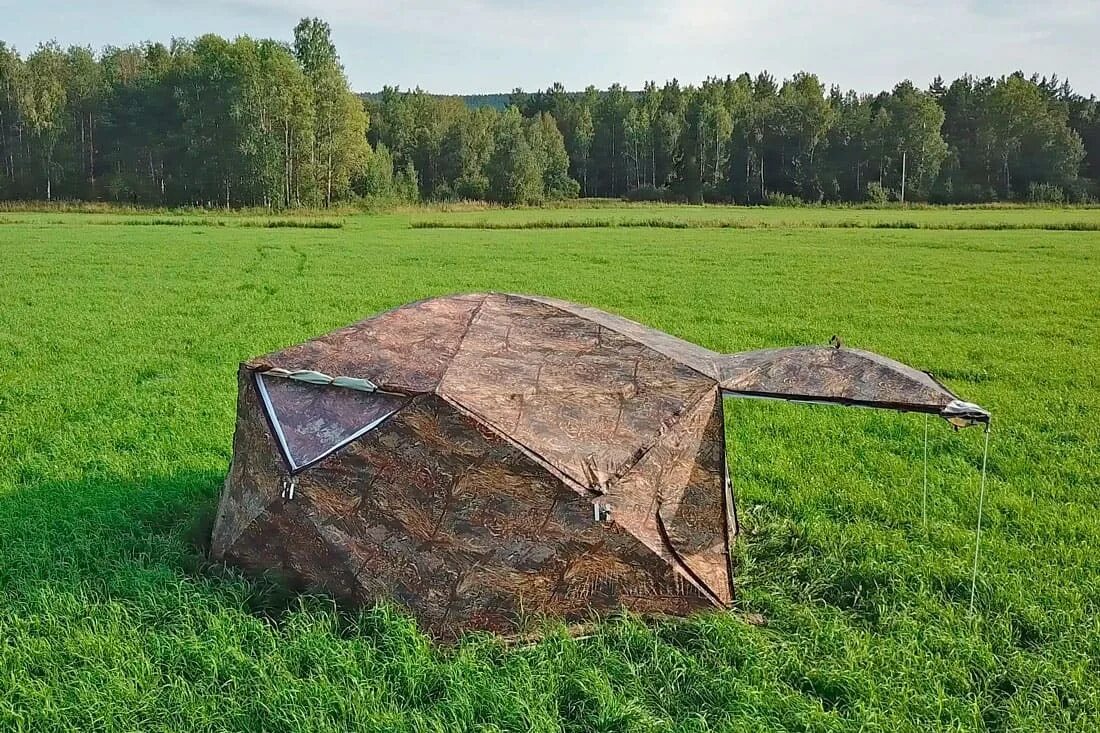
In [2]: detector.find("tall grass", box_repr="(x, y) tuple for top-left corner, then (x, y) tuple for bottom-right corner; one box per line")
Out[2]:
(0, 200), (360, 217)
(411, 217), (1100, 231)
(110, 218), (343, 229)
(0, 214), (343, 228)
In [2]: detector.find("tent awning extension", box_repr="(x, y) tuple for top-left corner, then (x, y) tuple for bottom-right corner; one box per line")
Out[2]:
(719, 345), (990, 428)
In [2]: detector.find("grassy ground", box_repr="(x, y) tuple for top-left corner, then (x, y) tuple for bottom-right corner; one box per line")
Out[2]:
(404, 203), (1100, 230)
(0, 206), (1097, 731)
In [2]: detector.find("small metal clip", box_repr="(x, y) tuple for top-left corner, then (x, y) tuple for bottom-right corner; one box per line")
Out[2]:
(280, 475), (297, 500)
(593, 502), (612, 522)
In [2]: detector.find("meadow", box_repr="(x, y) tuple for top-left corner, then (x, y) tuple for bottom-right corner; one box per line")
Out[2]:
(0, 205), (1097, 731)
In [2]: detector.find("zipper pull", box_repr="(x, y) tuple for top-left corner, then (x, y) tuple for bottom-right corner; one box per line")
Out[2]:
(280, 475), (297, 500)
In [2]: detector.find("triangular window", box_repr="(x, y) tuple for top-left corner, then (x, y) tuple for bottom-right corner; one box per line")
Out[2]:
(255, 373), (408, 472)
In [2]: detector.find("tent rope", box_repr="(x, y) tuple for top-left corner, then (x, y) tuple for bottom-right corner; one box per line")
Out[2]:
(969, 425), (992, 615)
(922, 413), (929, 531)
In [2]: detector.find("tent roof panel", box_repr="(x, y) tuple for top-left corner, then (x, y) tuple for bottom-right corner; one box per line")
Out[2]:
(249, 293), (487, 393)
(439, 294), (716, 492)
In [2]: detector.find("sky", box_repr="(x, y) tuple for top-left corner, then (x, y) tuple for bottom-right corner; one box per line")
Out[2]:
(2, 0), (1098, 96)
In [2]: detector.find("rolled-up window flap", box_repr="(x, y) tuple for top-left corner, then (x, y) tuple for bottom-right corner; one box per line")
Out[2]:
(262, 367), (379, 392)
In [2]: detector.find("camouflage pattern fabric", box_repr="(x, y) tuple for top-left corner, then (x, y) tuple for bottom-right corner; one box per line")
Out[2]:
(212, 293), (985, 639)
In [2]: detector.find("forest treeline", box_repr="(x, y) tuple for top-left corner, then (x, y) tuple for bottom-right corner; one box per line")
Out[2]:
(1, 18), (1098, 208)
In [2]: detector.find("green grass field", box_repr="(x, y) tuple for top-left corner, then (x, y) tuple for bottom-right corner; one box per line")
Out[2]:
(1, 206), (1098, 731)
(406, 204), (1100, 230)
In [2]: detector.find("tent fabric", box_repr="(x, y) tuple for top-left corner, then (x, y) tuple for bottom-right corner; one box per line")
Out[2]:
(605, 388), (733, 606)
(521, 294), (722, 379)
(212, 293), (988, 638)
(250, 293), (485, 393)
(217, 389), (716, 639)
(437, 294), (716, 492)
(718, 345), (990, 422)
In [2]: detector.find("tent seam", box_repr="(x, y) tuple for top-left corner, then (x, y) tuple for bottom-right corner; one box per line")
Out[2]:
(508, 294), (720, 383)
(604, 384), (717, 493)
(436, 293), (490, 390)
(437, 392), (597, 498)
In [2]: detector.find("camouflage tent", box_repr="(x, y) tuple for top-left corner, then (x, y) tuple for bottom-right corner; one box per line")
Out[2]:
(211, 293), (988, 638)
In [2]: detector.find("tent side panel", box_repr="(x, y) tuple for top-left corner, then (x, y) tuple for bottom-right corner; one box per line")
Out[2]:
(210, 366), (286, 559)
(268, 394), (715, 639)
(656, 389), (734, 605)
(218, 494), (365, 601)
(605, 388), (734, 606)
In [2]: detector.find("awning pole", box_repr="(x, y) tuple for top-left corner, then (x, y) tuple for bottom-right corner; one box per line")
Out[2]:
(969, 425), (992, 615)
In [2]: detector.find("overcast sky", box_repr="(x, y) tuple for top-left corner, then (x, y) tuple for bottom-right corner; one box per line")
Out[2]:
(3, 0), (1097, 95)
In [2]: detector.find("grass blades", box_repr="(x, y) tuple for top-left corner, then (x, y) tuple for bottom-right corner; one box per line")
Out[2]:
(0, 216), (344, 229)
(0, 206), (1098, 731)
(411, 217), (1100, 231)
(114, 217), (344, 228)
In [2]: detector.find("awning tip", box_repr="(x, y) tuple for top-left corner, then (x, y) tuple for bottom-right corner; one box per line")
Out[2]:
(940, 399), (991, 428)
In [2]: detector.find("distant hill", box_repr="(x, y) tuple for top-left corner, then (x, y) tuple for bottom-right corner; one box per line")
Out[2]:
(360, 92), (511, 110)
(360, 89), (645, 111)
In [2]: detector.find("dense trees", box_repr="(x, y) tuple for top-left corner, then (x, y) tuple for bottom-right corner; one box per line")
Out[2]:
(293, 19), (369, 207)
(0, 20), (1096, 207)
(505, 74), (1094, 204)
(0, 22), (369, 207)
(365, 87), (578, 205)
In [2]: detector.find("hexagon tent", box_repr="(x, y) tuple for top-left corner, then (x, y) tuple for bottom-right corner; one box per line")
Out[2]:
(210, 293), (988, 639)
